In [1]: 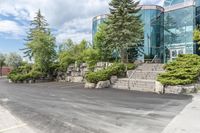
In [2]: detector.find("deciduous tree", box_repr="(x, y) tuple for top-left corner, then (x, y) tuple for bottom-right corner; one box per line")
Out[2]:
(0, 53), (5, 76)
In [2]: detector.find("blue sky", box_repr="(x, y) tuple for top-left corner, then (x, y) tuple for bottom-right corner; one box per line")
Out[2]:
(0, 0), (163, 55)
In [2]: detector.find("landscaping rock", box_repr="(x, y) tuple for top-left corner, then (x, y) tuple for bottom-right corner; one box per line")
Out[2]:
(110, 76), (118, 84)
(164, 85), (197, 94)
(58, 80), (66, 82)
(96, 80), (110, 89)
(23, 80), (29, 84)
(29, 80), (35, 84)
(155, 81), (164, 94)
(85, 82), (96, 89)
(71, 76), (83, 83)
(8, 79), (12, 83)
(65, 76), (72, 82)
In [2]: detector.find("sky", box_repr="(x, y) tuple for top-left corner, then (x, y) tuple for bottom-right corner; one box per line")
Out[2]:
(0, 0), (164, 55)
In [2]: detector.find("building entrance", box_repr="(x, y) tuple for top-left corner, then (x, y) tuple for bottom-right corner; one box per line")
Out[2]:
(170, 48), (185, 61)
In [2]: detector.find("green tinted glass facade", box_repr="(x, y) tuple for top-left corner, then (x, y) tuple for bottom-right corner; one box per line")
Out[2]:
(92, 15), (107, 42)
(140, 6), (164, 61)
(164, 6), (196, 62)
(92, 0), (200, 63)
(164, 0), (186, 6)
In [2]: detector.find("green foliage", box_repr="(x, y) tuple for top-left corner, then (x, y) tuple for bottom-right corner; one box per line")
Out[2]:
(94, 23), (113, 61)
(58, 52), (75, 71)
(0, 53), (5, 76)
(8, 62), (43, 82)
(59, 39), (74, 52)
(5, 53), (23, 68)
(82, 48), (100, 68)
(85, 63), (126, 83)
(105, 0), (143, 63)
(126, 63), (136, 70)
(194, 28), (200, 46)
(157, 54), (200, 85)
(58, 39), (100, 71)
(8, 69), (43, 82)
(85, 71), (110, 84)
(23, 10), (56, 74)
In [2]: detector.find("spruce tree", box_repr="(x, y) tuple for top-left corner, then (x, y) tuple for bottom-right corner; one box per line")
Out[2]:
(24, 10), (56, 74)
(106, 0), (143, 63)
(94, 23), (114, 62)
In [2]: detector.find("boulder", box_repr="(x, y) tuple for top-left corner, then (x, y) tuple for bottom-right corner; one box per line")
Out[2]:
(85, 82), (96, 89)
(71, 76), (83, 83)
(164, 85), (196, 94)
(65, 76), (72, 82)
(96, 62), (107, 67)
(29, 80), (35, 84)
(96, 80), (110, 89)
(110, 76), (118, 84)
(8, 79), (12, 83)
(23, 80), (29, 84)
(155, 81), (164, 94)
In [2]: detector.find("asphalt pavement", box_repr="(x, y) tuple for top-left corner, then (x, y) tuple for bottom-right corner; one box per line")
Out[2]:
(0, 78), (192, 133)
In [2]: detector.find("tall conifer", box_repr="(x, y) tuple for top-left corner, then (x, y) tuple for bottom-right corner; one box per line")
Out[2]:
(106, 0), (143, 62)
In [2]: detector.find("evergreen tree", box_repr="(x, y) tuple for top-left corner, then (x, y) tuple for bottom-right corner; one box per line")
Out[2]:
(23, 10), (56, 74)
(105, 0), (143, 63)
(94, 23), (113, 61)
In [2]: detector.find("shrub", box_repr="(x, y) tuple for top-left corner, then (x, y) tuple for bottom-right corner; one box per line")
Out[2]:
(125, 63), (136, 70)
(157, 54), (200, 85)
(106, 63), (126, 76)
(8, 70), (43, 82)
(85, 63), (126, 83)
(29, 71), (43, 79)
(85, 71), (110, 84)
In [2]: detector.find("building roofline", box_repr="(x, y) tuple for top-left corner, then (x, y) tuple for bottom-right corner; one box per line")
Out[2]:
(92, 4), (164, 21)
(138, 5), (164, 12)
(92, 14), (108, 21)
(164, 0), (195, 12)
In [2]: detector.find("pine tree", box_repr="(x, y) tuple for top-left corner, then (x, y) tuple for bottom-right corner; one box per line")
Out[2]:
(105, 0), (143, 63)
(23, 10), (56, 74)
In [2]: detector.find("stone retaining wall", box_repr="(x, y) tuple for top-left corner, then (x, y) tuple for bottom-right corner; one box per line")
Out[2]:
(155, 81), (199, 94)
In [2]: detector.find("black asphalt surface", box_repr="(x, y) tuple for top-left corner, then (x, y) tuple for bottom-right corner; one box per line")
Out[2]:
(0, 78), (192, 133)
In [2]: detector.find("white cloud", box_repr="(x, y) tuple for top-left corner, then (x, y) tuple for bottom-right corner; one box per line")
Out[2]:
(0, 20), (25, 38)
(56, 17), (92, 43)
(0, 0), (109, 43)
(0, 0), (164, 43)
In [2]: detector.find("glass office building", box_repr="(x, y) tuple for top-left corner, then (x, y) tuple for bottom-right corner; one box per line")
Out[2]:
(92, 14), (107, 42)
(139, 5), (164, 61)
(92, 0), (200, 63)
(164, 0), (197, 62)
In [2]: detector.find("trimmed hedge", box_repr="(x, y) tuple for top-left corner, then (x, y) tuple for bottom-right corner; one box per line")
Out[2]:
(157, 54), (200, 85)
(85, 63), (126, 83)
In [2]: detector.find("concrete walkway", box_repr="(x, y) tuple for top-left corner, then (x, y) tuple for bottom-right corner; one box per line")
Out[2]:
(162, 94), (200, 133)
(0, 106), (36, 133)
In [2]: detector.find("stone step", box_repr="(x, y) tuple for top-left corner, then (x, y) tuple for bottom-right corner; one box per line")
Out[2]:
(127, 71), (164, 80)
(136, 63), (164, 71)
(112, 79), (156, 92)
(112, 84), (155, 92)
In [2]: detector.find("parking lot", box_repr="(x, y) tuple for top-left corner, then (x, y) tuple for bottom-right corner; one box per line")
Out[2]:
(0, 79), (192, 133)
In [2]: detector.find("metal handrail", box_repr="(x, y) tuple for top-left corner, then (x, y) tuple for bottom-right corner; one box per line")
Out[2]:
(151, 55), (158, 63)
(128, 68), (142, 90)
(127, 55), (160, 90)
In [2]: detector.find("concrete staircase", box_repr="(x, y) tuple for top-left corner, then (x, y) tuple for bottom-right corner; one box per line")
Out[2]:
(112, 63), (165, 92)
